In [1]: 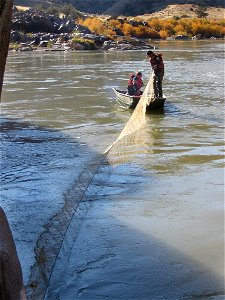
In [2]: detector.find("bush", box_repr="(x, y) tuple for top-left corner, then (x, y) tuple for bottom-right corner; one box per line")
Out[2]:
(71, 38), (96, 50)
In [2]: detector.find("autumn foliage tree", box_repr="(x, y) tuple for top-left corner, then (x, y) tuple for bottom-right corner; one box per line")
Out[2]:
(78, 17), (115, 37)
(77, 17), (225, 40)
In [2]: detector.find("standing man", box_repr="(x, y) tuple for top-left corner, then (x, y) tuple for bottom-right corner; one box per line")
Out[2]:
(146, 50), (164, 98)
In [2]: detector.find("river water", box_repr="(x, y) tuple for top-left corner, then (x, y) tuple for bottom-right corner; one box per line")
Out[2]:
(1, 40), (224, 299)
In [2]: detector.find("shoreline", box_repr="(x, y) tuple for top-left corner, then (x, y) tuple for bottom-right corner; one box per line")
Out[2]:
(9, 37), (225, 52)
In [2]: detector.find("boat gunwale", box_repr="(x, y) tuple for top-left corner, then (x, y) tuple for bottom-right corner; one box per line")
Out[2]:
(113, 88), (166, 110)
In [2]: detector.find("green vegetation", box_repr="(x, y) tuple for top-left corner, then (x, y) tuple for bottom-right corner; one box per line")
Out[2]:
(34, 4), (82, 19)
(71, 38), (97, 50)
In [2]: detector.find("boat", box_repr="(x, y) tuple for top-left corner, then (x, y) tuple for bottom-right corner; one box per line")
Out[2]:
(113, 88), (166, 110)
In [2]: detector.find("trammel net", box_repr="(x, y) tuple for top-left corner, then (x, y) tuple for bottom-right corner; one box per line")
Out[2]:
(38, 73), (155, 299)
(105, 72), (154, 154)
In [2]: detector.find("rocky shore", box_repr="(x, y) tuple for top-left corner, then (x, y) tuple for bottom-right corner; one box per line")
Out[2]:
(11, 7), (156, 52)
(10, 32), (155, 52)
(10, 7), (223, 52)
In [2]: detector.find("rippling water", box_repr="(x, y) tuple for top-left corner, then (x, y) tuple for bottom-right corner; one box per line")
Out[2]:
(1, 40), (224, 299)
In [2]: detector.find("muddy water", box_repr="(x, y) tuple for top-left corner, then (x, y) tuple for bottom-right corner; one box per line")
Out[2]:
(1, 40), (224, 299)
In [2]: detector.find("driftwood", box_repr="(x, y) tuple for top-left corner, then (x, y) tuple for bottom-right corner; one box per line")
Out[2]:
(0, 1), (26, 299)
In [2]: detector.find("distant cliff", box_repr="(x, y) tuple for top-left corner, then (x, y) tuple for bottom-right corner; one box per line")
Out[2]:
(14, 0), (225, 16)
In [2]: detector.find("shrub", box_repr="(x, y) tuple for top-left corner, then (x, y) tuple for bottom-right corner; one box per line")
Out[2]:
(71, 38), (96, 50)
(77, 16), (225, 40)
(77, 17), (116, 38)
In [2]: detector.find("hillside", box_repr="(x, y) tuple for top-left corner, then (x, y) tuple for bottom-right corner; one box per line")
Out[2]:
(138, 4), (225, 20)
(14, 0), (225, 17)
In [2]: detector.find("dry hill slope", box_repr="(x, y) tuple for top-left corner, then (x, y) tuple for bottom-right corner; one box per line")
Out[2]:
(138, 4), (225, 20)
(104, 0), (131, 16)
(14, 0), (225, 16)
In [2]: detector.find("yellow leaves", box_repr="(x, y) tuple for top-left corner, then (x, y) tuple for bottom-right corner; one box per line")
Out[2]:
(77, 17), (225, 40)
(163, 21), (175, 31)
(79, 17), (104, 34)
(148, 18), (162, 31)
(159, 29), (170, 39)
(190, 18), (225, 37)
(122, 23), (135, 36)
(78, 17), (115, 38)
(219, 25), (225, 36)
(174, 24), (187, 35)
(108, 19), (122, 29)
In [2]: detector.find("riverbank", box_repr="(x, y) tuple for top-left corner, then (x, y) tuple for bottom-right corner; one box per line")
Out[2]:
(11, 6), (225, 52)
(9, 37), (224, 52)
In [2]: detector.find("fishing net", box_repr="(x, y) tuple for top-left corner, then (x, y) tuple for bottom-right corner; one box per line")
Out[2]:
(105, 72), (154, 153)
(29, 73), (155, 299)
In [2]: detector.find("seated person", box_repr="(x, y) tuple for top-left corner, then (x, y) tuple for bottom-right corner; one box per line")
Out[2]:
(133, 71), (143, 96)
(127, 73), (135, 95)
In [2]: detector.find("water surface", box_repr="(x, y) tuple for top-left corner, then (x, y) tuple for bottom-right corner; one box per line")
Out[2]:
(1, 40), (224, 299)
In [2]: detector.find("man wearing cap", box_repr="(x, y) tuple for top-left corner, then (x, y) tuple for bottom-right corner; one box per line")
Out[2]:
(147, 50), (164, 98)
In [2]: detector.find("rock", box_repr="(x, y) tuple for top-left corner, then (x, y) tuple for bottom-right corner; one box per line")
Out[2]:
(174, 34), (191, 40)
(38, 40), (49, 47)
(19, 46), (33, 51)
(102, 41), (117, 50)
(71, 42), (85, 50)
(11, 9), (87, 34)
(102, 39), (154, 51)
(0, 207), (26, 300)
(192, 34), (202, 40)
(10, 30), (21, 42)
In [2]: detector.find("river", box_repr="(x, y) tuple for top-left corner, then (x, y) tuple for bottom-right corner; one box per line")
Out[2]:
(1, 40), (224, 299)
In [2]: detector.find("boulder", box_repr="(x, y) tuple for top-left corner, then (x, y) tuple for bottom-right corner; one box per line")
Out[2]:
(0, 208), (26, 300)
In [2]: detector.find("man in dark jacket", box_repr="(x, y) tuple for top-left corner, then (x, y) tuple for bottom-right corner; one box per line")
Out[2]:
(147, 50), (164, 98)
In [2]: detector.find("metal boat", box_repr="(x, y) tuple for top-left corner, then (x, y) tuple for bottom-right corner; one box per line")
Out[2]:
(113, 88), (166, 109)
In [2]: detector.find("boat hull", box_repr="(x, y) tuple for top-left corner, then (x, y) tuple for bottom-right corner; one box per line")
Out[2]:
(113, 89), (166, 110)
